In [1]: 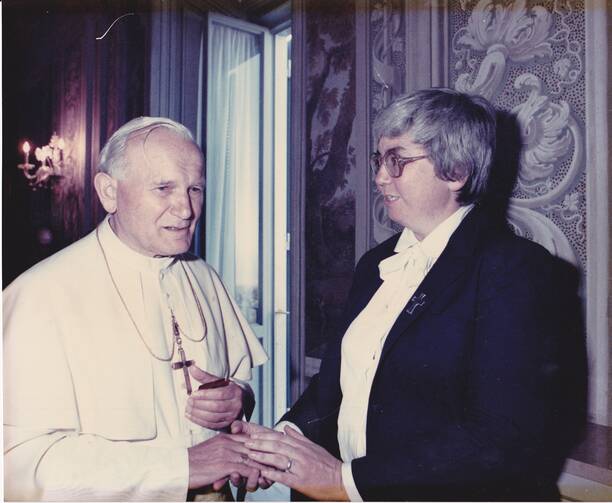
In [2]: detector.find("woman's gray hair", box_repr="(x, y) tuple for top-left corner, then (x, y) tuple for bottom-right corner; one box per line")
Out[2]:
(372, 88), (496, 205)
(98, 116), (196, 178)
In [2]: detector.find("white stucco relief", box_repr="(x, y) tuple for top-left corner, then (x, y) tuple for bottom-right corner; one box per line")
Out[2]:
(371, 0), (405, 243)
(454, 0), (554, 99)
(450, 0), (585, 266)
(371, 2), (401, 111)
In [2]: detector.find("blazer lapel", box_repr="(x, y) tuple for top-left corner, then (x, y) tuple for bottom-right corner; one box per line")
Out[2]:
(379, 207), (488, 362)
(352, 276), (383, 319)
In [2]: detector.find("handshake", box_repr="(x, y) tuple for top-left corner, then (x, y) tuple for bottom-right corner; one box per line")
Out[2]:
(187, 421), (290, 493)
(185, 367), (347, 501)
(187, 420), (347, 500)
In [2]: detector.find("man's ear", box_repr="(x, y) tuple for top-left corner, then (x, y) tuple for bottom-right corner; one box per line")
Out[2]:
(94, 172), (118, 214)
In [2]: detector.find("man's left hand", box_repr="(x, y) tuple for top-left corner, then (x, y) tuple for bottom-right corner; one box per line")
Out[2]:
(245, 425), (349, 501)
(186, 366), (244, 430)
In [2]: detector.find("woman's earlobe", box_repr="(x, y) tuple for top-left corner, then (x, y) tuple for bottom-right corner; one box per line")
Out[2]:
(447, 177), (467, 193)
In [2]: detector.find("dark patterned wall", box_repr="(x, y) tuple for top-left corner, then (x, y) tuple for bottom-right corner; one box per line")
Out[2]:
(3, 2), (60, 286)
(2, 0), (148, 286)
(304, 0), (357, 360)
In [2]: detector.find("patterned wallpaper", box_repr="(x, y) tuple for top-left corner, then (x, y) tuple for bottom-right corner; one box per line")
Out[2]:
(2, 2), (148, 285)
(304, 0), (590, 357)
(369, 0), (587, 272)
(304, 0), (357, 359)
(369, 0), (408, 246)
(364, 0), (610, 424)
(451, 0), (586, 271)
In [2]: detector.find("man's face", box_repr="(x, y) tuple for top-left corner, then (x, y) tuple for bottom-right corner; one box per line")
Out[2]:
(375, 131), (462, 240)
(111, 127), (204, 257)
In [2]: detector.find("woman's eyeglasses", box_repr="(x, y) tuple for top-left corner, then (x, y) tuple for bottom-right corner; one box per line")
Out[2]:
(369, 151), (428, 178)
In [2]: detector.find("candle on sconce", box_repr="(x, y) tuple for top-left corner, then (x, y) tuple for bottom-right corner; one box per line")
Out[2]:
(17, 134), (65, 189)
(22, 141), (31, 165)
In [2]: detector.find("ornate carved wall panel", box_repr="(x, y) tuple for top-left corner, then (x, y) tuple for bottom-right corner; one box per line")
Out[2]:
(366, 0), (450, 248)
(449, 0), (611, 425)
(368, 0), (407, 246)
(451, 0), (586, 269)
(364, 0), (608, 424)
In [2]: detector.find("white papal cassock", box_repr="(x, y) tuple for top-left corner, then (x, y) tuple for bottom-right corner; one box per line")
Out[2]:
(3, 216), (268, 501)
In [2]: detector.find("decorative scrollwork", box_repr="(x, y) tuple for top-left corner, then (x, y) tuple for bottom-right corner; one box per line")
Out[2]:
(448, 1), (585, 265)
(371, 0), (402, 113)
(510, 79), (584, 209)
(459, 0), (553, 62)
(453, 0), (554, 99)
(371, 0), (585, 265)
(370, 0), (407, 246)
(512, 73), (572, 193)
(505, 71), (582, 264)
(507, 205), (577, 265)
(541, 192), (585, 238)
(549, 0), (583, 95)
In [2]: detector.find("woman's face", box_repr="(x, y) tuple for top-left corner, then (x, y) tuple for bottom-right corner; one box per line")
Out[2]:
(374, 131), (464, 240)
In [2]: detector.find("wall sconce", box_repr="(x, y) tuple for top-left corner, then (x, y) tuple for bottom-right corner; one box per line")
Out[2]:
(18, 133), (65, 190)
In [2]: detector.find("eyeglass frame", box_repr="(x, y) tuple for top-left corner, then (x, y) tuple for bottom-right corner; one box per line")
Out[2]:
(369, 150), (428, 179)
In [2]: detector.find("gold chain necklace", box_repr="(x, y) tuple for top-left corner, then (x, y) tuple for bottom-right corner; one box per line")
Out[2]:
(177, 260), (207, 342)
(96, 227), (208, 361)
(96, 227), (174, 361)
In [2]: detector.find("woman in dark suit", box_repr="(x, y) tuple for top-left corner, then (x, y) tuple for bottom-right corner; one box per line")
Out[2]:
(235, 88), (586, 501)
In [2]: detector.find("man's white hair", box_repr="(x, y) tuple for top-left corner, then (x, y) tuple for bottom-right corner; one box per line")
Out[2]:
(98, 117), (196, 178)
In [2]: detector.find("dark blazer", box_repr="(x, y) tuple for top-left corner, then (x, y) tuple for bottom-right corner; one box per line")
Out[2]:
(283, 205), (586, 501)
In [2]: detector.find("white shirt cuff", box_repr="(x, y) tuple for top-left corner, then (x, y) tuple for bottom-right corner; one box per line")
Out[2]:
(341, 462), (362, 502)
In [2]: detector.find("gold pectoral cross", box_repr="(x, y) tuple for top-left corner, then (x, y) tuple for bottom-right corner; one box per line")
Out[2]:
(170, 312), (194, 395)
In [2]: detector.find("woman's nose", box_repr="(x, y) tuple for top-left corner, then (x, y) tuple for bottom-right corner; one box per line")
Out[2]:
(374, 163), (390, 186)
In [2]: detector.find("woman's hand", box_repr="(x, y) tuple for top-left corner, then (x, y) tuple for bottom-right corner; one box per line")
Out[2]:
(245, 425), (349, 501)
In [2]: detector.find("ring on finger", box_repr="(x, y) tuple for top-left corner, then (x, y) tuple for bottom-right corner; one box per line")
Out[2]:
(285, 458), (293, 472)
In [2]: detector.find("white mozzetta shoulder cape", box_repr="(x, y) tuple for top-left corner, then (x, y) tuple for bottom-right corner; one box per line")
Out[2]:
(3, 220), (267, 501)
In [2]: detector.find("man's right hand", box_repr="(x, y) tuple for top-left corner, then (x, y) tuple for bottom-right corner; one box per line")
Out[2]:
(187, 433), (260, 491)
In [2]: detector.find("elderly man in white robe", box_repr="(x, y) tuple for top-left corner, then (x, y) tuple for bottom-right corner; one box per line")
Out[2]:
(3, 117), (268, 501)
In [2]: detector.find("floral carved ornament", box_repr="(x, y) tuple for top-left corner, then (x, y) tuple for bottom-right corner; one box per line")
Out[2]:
(451, 0), (584, 265)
